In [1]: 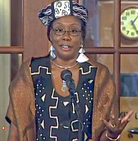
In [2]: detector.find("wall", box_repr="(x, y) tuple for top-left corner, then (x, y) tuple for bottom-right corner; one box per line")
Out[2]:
(0, 0), (11, 140)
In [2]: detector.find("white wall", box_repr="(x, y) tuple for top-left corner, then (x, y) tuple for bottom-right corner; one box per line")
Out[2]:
(0, 0), (11, 46)
(0, 0), (11, 140)
(0, 55), (10, 141)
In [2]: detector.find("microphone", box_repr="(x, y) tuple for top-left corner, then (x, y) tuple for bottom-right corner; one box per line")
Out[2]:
(61, 69), (76, 92)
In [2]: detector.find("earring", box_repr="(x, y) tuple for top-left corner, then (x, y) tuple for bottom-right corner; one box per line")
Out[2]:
(76, 44), (89, 63)
(50, 46), (56, 60)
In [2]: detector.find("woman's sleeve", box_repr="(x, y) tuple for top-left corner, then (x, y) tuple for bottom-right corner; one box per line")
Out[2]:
(5, 75), (18, 126)
(5, 98), (16, 126)
(5, 59), (31, 126)
(110, 87), (120, 120)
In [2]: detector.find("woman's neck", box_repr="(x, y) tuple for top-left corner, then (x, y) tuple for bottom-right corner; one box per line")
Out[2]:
(52, 57), (78, 68)
(51, 58), (78, 70)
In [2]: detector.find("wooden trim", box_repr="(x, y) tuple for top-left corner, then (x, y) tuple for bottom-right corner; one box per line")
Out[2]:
(114, 0), (121, 113)
(118, 48), (138, 53)
(22, 0), (24, 49)
(1, 46), (138, 54)
(0, 46), (23, 53)
(85, 47), (115, 54)
(85, 47), (138, 54)
(11, 0), (22, 46)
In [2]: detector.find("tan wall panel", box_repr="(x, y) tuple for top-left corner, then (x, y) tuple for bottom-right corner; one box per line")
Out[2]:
(121, 54), (138, 73)
(23, 0), (53, 61)
(0, 55), (10, 141)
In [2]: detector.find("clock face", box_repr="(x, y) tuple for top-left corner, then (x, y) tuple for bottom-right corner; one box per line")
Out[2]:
(121, 7), (138, 39)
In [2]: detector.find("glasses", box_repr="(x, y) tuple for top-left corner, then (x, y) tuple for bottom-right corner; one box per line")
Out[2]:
(52, 27), (81, 36)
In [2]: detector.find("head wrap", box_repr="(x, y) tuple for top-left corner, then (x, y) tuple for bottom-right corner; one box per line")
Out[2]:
(38, 0), (88, 27)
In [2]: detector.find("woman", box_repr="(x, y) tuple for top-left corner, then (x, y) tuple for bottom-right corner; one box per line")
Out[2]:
(6, 0), (133, 141)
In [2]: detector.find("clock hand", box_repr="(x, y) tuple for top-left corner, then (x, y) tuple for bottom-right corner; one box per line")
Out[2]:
(133, 15), (138, 24)
(131, 20), (138, 34)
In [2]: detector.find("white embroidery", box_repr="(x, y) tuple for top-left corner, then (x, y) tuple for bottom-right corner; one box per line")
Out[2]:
(80, 66), (96, 75)
(71, 120), (79, 132)
(41, 94), (46, 102)
(74, 92), (79, 103)
(63, 101), (69, 106)
(85, 105), (89, 114)
(31, 66), (51, 75)
(84, 133), (88, 141)
(40, 120), (45, 129)
(49, 89), (59, 141)
(88, 80), (93, 84)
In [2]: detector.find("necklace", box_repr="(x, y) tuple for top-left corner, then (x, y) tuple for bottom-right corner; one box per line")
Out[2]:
(51, 60), (78, 69)
(51, 60), (78, 92)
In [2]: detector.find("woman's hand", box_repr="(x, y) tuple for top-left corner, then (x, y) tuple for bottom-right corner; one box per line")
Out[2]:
(102, 110), (134, 139)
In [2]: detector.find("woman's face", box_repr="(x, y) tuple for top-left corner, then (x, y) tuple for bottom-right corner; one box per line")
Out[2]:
(50, 15), (82, 61)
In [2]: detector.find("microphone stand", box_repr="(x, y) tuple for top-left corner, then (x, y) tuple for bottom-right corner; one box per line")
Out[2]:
(69, 85), (83, 141)
(61, 70), (83, 141)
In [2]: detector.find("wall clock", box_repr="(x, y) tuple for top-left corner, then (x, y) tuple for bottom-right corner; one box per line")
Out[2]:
(121, 7), (138, 40)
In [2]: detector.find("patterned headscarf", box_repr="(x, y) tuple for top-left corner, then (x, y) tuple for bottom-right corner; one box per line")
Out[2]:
(38, 0), (88, 27)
